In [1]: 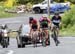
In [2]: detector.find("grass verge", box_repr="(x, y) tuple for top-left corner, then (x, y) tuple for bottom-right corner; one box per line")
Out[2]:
(0, 3), (17, 18)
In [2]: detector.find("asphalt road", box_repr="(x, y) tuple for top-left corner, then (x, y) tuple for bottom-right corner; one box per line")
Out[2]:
(0, 14), (43, 30)
(0, 13), (63, 30)
(0, 37), (75, 54)
(0, 14), (75, 54)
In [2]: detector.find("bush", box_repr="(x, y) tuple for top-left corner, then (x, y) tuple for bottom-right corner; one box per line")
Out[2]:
(26, 3), (33, 9)
(17, 0), (43, 4)
(68, 0), (75, 4)
(4, 0), (17, 8)
(0, 0), (5, 2)
(62, 5), (75, 28)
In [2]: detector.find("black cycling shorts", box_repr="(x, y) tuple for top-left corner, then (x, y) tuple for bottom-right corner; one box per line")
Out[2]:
(53, 23), (59, 29)
(41, 24), (48, 28)
(32, 24), (38, 30)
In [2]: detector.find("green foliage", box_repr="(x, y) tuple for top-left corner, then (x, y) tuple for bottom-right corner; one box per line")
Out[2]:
(67, 0), (75, 4)
(62, 5), (75, 28)
(0, 0), (6, 2)
(0, 3), (17, 18)
(17, 0), (43, 4)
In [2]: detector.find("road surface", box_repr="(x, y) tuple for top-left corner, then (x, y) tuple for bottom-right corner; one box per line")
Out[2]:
(0, 37), (75, 54)
(0, 14), (75, 54)
(0, 14), (43, 30)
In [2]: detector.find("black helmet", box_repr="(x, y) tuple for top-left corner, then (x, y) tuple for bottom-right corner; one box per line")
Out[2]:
(1, 24), (7, 29)
(54, 12), (59, 15)
(29, 17), (33, 21)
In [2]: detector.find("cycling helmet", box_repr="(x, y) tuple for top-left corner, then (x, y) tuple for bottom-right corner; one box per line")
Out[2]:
(42, 14), (48, 18)
(2, 24), (5, 27)
(29, 17), (34, 21)
(54, 12), (59, 15)
(1, 24), (7, 29)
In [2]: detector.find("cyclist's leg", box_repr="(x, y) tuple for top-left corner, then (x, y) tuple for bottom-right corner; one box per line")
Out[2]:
(30, 24), (37, 38)
(56, 28), (59, 38)
(44, 29), (49, 39)
(51, 23), (55, 38)
(51, 24), (59, 44)
(29, 27), (32, 39)
(32, 24), (38, 40)
(32, 28), (39, 47)
(45, 29), (49, 45)
(56, 25), (60, 43)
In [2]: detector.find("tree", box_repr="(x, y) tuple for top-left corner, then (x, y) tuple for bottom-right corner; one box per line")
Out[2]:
(0, 0), (6, 2)
(17, 0), (43, 4)
(68, 0), (75, 4)
(4, 0), (17, 7)
(54, 0), (64, 2)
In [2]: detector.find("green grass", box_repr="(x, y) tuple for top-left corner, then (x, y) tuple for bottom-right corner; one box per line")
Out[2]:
(60, 25), (75, 37)
(0, 11), (17, 18)
(0, 7), (17, 18)
(60, 30), (75, 37)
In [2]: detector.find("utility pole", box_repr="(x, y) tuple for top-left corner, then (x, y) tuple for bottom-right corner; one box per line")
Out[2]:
(47, 0), (51, 18)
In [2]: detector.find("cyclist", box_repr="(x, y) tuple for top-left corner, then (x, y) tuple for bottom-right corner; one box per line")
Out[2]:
(29, 17), (39, 39)
(51, 12), (61, 45)
(39, 14), (50, 45)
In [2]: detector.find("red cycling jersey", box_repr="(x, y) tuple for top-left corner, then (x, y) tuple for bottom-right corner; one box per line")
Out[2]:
(31, 19), (37, 25)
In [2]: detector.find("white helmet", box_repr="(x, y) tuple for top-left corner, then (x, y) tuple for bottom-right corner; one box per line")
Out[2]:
(42, 14), (48, 18)
(1, 24), (7, 29)
(2, 24), (6, 27)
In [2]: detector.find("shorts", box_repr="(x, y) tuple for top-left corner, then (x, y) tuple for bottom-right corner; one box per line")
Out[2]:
(52, 23), (59, 29)
(41, 24), (48, 28)
(32, 24), (38, 31)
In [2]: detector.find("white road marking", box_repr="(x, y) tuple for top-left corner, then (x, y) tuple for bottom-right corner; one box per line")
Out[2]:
(7, 50), (14, 54)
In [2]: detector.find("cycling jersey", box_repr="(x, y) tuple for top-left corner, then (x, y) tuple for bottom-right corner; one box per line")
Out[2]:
(31, 19), (37, 25)
(31, 19), (38, 30)
(39, 17), (50, 23)
(51, 16), (61, 28)
(40, 18), (50, 28)
(51, 16), (61, 24)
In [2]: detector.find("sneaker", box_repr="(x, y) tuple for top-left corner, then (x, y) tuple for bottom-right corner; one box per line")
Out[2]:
(56, 40), (60, 46)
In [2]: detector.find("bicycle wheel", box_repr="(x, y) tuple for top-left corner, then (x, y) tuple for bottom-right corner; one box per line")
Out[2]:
(32, 32), (37, 48)
(54, 31), (59, 46)
(47, 34), (50, 46)
(42, 32), (46, 47)
(3, 37), (8, 48)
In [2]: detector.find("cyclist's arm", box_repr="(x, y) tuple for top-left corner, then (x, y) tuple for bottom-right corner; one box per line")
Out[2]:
(37, 21), (40, 31)
(59, 16), (62, 27)
(47, 18), (51, 28)
(48, 20), (51, 27)
(29, 24), (32, 36)
(50, 17), (54, 27)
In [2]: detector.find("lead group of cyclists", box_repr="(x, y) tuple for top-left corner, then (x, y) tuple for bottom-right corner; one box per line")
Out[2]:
(0, 12), (61, 47)
(29, 12), (61, 46)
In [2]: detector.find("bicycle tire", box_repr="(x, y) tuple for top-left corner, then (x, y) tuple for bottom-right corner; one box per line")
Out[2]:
(3, 38), (8, 48)
(42, 32), (46, 47)
(54, 31), (59, 46)
(32, 32), (37, 48)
